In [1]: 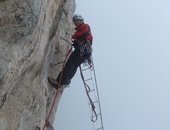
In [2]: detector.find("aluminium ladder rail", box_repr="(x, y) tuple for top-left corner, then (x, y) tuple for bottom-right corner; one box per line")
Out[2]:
(80, 59), (104, 130)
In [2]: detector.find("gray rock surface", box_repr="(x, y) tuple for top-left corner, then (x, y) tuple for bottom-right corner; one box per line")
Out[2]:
(0, 0), (75, 129)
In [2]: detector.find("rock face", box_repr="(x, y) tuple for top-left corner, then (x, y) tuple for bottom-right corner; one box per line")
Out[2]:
(0, 0), (75, 129)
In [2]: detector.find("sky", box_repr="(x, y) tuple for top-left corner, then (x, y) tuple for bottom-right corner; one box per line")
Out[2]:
(54, 0), (170, 130)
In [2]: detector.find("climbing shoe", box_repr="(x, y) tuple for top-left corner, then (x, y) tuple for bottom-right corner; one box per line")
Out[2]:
(48, 77), (59, 89)
(64, 80), (71, 86)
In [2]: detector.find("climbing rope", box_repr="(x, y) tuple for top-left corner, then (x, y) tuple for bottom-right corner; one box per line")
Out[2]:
(42, 47), (72, 130)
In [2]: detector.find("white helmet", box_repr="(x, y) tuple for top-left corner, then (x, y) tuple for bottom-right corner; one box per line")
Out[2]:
(72, 14), (84, 21)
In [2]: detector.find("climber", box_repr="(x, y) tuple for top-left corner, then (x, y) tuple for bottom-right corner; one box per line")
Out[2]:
(48, 14), (93, 89)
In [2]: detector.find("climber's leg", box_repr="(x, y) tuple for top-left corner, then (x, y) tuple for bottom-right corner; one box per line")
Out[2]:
(56, 50), (79, 85)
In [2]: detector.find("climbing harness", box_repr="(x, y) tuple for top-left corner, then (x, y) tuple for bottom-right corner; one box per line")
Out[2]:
(79, 40), (92, 56)
(42, 47), (72, 130)
(79, 57), (104, 130)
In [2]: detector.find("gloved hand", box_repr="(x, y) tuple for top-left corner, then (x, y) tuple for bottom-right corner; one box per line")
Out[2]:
(71, 40), (79, 48)
(71, 43), (77, 48)
(71, 38), (76, 43)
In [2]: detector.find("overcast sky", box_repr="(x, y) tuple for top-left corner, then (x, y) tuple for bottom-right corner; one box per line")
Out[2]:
(54, 0), (170, 130)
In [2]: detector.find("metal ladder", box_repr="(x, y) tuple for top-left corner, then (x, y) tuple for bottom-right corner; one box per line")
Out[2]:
(79, 59), (104, 130)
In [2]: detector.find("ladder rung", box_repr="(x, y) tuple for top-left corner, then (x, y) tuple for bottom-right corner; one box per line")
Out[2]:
(83, 63), (89, 67)
(95, 127), (103, 130)
(91, 113), (101, 118)
(85, 78), (92, 81)
(90, 89), (95, 92)
(82, 68), (90, 71)
(88, 101), (98, 105)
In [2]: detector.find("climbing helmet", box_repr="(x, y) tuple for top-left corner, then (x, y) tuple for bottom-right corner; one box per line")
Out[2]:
(72, 14), (84, 22)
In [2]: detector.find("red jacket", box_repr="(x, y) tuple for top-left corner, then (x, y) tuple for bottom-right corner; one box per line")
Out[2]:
(72, 23), (93, 43)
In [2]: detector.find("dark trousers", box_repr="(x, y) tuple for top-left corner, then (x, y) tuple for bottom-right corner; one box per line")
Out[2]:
(56, 49), (91, 85)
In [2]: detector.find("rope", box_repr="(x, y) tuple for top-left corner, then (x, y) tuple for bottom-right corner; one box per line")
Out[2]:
(79, 66), (98, 122)
(42, 47), (72, 130)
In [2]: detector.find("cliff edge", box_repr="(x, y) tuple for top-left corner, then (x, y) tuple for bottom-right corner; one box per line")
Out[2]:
(0, 0), (75, 129)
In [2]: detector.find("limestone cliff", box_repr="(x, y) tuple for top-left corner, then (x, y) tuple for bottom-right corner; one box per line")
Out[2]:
(0, 0), (75, 129)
